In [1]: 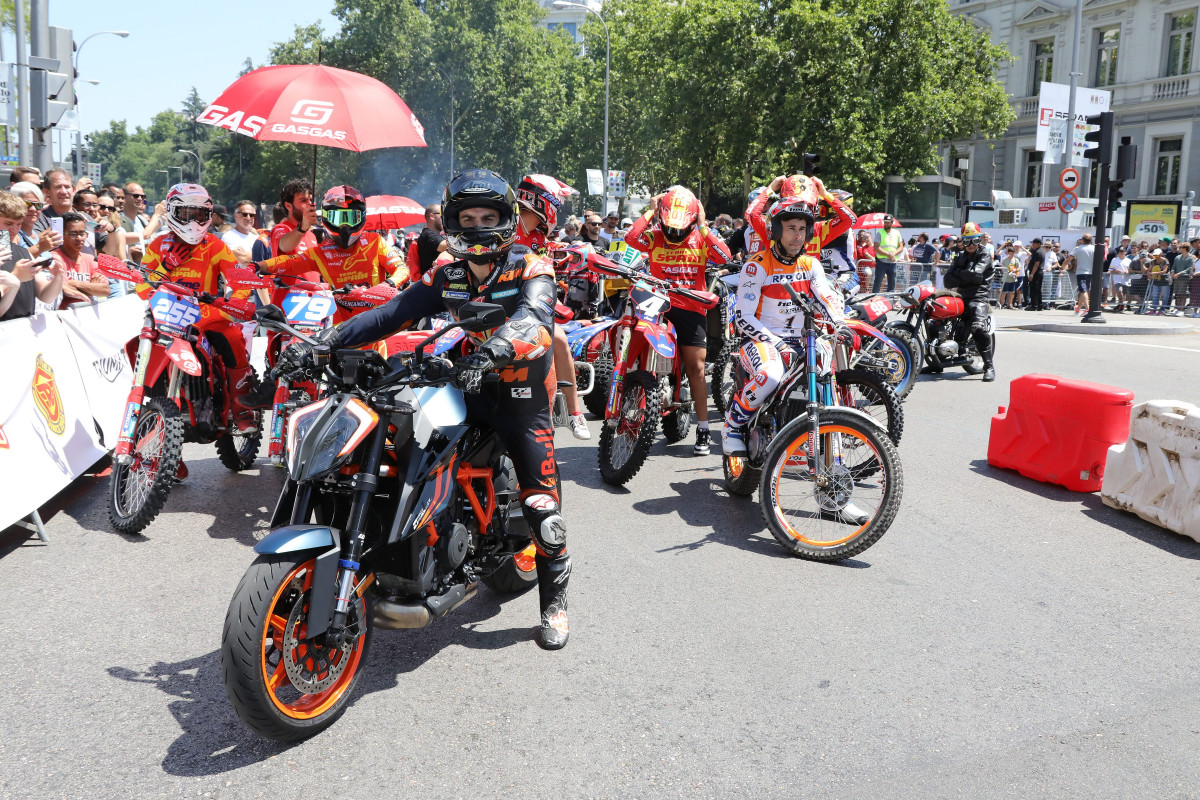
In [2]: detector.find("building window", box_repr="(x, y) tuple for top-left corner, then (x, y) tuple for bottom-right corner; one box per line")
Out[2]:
(1094, 27), (1119, 86)
(1165, 11), (1195, 77)
(1154, 137), (1183, 195)
(1030, 38), (1054, 94)
(1024, 150), (1044, 197)
(548, 21), (579, 42)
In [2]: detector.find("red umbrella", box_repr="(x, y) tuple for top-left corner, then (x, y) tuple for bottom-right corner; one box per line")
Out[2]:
(855, 212), (901, 229)
(197, 64), (426, 152)
(364, 195), (425, 230)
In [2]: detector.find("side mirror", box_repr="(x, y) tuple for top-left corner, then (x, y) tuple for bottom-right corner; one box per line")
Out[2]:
(255, 304), (287, 324)
(457, 301), (506, 332)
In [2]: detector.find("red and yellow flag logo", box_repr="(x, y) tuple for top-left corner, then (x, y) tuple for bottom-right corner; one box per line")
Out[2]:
(32, 354), (65, 435)
(0, 424), (8, 449)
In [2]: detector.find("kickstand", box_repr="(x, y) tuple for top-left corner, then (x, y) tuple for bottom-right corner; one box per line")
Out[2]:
(15, 509), (49, 543)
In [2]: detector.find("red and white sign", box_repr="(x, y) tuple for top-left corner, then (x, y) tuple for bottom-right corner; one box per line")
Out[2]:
(1059, 167), (1080, 192)
(1058, 191), (1079, 214)
(1038, 201), (1058, 212)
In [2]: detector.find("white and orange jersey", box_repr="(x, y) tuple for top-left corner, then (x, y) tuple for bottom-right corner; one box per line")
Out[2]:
(732, 247), (844, 348)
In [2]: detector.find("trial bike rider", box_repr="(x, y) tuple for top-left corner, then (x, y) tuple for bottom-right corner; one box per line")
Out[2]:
(943, 221), (996, 382)
(624, 185), (732, 455)
(276, 169), (573, 651)
(241, 185), (409, 409)
(723, 197), (845, 456)
(514, 173), (591, 440)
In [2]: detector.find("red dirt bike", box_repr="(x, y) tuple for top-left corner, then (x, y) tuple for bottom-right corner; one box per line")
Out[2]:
(95, 254), (268, 535)
(586, 255), (718, 485)
(261, 276), (398, 464)
(885, 283), (995, 376)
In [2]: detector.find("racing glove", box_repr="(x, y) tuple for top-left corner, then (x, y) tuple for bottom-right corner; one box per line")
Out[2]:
(454, 351), (494, 394)
(277, 325), (341, 377)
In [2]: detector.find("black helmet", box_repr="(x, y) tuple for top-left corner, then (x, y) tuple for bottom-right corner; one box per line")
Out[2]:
(321, 185), (367, 248)
(767, 196), (816, 247)
(442, 169), (518, 264)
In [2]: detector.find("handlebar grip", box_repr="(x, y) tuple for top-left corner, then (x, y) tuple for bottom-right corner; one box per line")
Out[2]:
(482, 372), (500, 384)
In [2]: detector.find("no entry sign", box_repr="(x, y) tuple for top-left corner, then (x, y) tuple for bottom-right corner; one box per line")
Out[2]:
(1059, 167), (1080, 193)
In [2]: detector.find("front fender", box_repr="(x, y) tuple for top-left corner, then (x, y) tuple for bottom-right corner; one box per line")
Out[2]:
(782, 406), (887, 439)
(635, 319), (676, 359)
(254, 524), (340, 554)
(253, 524), (342, 638)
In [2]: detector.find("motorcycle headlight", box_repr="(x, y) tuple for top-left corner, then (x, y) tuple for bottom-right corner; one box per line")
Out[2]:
(285, 395), (379, 481)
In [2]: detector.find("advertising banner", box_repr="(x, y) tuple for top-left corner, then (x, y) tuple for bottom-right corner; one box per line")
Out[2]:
(57, 296), (143, 446)
(585, 169), (604, 196)
(1126, 201), (1182, 240)
(1036, 82), (1111, 165)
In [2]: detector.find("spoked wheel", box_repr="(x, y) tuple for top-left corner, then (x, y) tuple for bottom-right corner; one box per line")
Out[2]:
(222, 553), (372, 741)
(758, 408), (903, 561)
(867, 327), (917, 399)
(710, 341), (735, 416)
(597, 370), (660, 485)
(216, 416), (263, 471)
(108, 396), (185, 535)
(834, 369), (904, 446)
(722, 454), (760, 497)
(482, 544), (539, 594)
(661, 377), (692, 443)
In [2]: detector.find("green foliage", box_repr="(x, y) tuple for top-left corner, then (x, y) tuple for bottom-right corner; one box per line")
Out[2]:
(81, 0), (1013, 215)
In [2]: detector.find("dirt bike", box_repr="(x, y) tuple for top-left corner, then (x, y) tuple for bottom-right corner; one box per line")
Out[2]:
(721, 283), (903, 560)
(842, 291), (919, 398)
(585, 255), (719, 485)
(886, 283), (995, 376)
(546, 242), (620, 419)
(95, 255), (266, 535)
(222, 301), (546, 741)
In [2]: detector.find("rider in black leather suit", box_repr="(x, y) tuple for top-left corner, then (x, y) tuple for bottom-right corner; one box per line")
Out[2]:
(279, 170), (572, 650)
(943, 224), (996, 382)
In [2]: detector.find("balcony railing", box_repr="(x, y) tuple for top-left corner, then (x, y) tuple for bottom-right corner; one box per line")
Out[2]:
(1014, 96), (1038, 118)
(1114, 74), (1196, 105)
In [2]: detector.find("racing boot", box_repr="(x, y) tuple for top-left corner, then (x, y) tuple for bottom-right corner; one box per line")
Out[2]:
(820, 503), (870, 526)
(239, 373), (278, 410)
(225, 367), (261, 434)
(536, 553), (571, 650)
(722, 395), (753, 456)
(982, 363), (996, 382)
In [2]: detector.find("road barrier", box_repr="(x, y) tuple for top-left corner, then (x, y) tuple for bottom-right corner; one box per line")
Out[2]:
(988, 373), (1134, 492)
(1101, 400), (1200, 542)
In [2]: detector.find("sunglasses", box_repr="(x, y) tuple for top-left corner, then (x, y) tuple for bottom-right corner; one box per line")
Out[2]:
(586, 221), (601, 226)
(98, 204), (116, 212)
(129, 193), (146, 200)
(25, 200), (44, 210)
(236, 211), (255, 217)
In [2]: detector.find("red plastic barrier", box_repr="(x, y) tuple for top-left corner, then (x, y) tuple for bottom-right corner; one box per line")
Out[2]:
(988, 373), (1134, 492)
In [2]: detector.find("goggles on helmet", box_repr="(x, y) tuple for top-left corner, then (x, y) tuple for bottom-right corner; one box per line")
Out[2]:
(172, 206), (212, 224)
(321, 207), (365, 228)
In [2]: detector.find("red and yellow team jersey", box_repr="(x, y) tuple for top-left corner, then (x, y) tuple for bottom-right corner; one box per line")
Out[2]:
(745, 182), (856, 258)
(624, 216), (730, 313)
(260, 232), (407, 291)
(137, 232), (251, 325)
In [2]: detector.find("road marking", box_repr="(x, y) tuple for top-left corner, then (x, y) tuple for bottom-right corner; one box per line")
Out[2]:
(1005, 329), (1200, 353)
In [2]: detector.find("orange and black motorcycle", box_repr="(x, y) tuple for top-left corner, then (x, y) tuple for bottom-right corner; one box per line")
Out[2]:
(222, 301), (544, 741)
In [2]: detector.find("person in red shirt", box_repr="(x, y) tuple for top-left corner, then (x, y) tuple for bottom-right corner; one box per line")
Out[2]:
(53, 212), (109, 308)
(137, 184), (260, 437)
(624, 185), (731, 455)
(270, 178), (320, 259)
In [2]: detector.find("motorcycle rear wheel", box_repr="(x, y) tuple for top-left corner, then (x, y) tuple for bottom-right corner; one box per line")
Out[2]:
(869, 327), (918, 399)
(759, 408), (903, 561)
(597, 370), (660, 485)
(835, 369), (904, 447)
(723, 454), (760, 497)
(222, 553), (372, 741)
(709, 341), (735, 416)
(108, 396), (185, 535)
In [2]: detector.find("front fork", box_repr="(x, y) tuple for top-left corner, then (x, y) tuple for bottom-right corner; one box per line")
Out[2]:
(268, 379), (291, 462)
(604, 323), (632, 424)
(114, 328), (156, 464)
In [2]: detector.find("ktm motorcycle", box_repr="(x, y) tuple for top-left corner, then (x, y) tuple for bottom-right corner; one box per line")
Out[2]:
(585, 256), (719, 485)
(95, 255), (266, 535)
(885, 283), (995, 376)
(222, 301), (546, 741)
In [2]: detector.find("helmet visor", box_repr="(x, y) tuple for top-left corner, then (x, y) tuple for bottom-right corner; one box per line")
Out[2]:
(321, 207), (365, 228)
(173, 206), (211, 224)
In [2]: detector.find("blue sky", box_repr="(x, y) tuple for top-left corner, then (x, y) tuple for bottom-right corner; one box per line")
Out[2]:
(9, 1), (341, 135)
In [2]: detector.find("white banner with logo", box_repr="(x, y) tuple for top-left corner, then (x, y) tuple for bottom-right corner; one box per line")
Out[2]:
(1036, 82), (1111, 165)
(0, 297), (143, 532)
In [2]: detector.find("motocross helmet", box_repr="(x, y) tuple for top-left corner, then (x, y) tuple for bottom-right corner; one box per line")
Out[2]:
(780, 174), (818, 204)
(442, 169), (519, 264)
(516, 173), (575, 232)
(320, 185), (367, 249)
(747, 186), (768, 206)
(767, 196), (816, 248)
(961, 221), (983, 244)
(658, 185), (700, 244)
(164, 183), (213, 245)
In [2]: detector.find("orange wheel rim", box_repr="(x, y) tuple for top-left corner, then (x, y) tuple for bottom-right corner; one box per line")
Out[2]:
(260, 560), (368, 720)
(513, 544), (537, 573)
(771, 425), (879, 547)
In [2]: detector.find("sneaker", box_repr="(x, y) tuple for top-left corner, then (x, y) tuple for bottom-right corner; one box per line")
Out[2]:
(1073, 306), (1081, 315)
(722, 423), (747, 456)
(538, 598), (569, 650)
(568, 413), (591, 440)
(693, 428), (711, 456)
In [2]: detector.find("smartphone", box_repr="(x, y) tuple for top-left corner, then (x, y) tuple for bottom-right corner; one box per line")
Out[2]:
(29, 252), (55, 269)
(0, 229), (9, 249)
(49, 217), (63, 237)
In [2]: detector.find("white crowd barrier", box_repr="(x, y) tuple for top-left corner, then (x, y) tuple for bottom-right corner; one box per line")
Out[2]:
(1101, 400), (1200, 543)
(0, 295), (144, 532)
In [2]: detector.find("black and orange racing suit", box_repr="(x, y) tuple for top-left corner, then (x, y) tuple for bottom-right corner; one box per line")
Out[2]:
(259, 232), (408, 323)
(623, 213), (731, 348)
(333, 246), (570, 596)
(138, 232), (253, 372)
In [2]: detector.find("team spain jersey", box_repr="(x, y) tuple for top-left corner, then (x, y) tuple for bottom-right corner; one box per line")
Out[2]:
(259, 232), (407, 290)
(624, 217), (730, 313)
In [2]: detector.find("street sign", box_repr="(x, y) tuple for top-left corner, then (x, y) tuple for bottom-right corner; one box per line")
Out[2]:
(585, 169), (603, 196)
(1059, 167), (1080, 192)
(1058, 191), (1079, 214)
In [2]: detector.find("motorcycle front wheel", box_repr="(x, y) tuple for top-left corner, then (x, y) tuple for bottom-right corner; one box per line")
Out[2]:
(222, 553), (372, 742)
(758, 408), (903, 561)
(597, 370), (660, 485)
(108, 395), (185, 535)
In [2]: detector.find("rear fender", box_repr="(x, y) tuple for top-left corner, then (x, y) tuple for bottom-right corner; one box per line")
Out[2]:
(847, 320), (900, 352)
(253, 524), (342, 638)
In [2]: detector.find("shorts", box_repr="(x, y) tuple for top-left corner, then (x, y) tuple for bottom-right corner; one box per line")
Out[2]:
(1076, 275), (1091, 294)
(666, 306), (708, 349)
(1173, 276), (1191, 297)
(1001, 281), (1017, 292)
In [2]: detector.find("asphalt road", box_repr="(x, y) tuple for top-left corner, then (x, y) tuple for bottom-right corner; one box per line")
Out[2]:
(3, 316), (1200, 800)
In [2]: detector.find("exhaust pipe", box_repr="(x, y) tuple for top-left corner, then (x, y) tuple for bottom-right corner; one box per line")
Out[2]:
(371, 582), (478, 630)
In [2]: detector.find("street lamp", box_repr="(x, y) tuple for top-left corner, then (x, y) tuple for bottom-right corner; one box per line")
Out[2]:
(178, 149), (202, 183)
(72, 31), (129, 179)
(552, 0), (609, 216)
(434, 66), (456, 179)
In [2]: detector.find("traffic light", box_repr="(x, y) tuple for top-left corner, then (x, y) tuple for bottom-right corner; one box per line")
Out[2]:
(29, 26), (75, 130)
(803, 153), (820, 177)
(1108, 180), (1124, 213)
(1115, 136), (1138, 182)
(1083, 111), (1114, 164)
